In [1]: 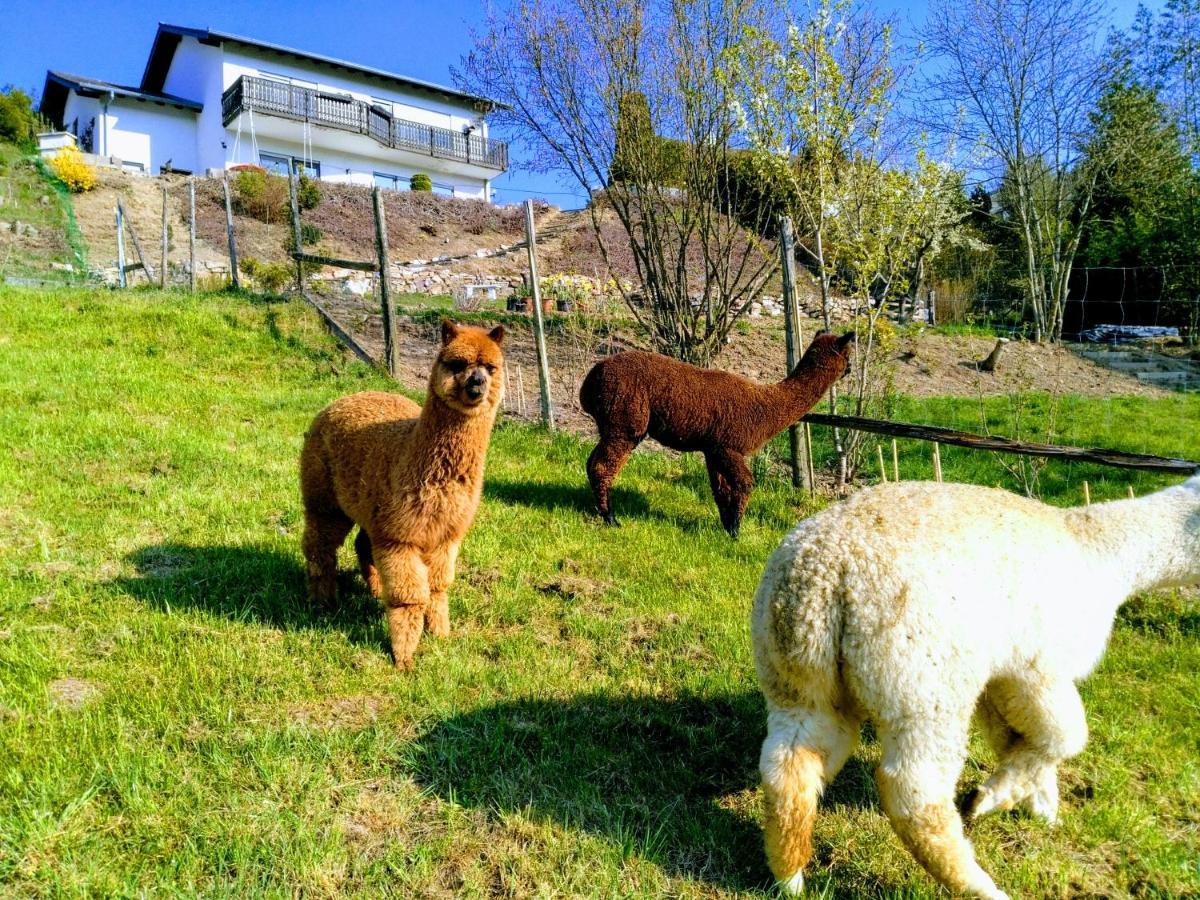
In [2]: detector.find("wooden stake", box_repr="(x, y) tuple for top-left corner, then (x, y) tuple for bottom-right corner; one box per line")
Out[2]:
(1127, 485), (1135, 499)
(516, 364), (527, 416)
(805, 423), (816, 493)
(523, 199), (554, 429)
(933, 442), (943, 483)
(188, 177), (196, 293)
(288, 169), (303, 294)
(122, 204), (154, 284)
(780, 215), (812, 490)
(877, 444), (888, 483)
(116, 204), (126, 289)
(891, 438), (899, 482)
(1083, 480), (1091, 506)
(372, 186), (398, 377)
(222, 171), (240, 289)
(160, 184), (168, 289)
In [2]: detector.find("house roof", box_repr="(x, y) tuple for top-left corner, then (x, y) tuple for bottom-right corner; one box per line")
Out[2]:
(141, 23), (506, 112)
(40, 71), (204, 124)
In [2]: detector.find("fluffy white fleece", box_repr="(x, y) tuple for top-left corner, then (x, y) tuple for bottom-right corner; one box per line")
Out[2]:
(751, 475), (1200, 899)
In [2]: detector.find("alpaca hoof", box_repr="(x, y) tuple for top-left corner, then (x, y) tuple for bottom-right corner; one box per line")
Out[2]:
(602, 512), (620, 527)
(777, 870), (804, 896)
(726, 525), (740, 540)
(392, 654), (415, 671)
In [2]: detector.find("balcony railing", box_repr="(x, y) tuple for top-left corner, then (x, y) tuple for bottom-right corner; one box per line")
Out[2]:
(221, 75), (507, 171)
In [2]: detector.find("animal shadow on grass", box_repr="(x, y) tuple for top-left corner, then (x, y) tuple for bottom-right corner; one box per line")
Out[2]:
(115, 542), (384, 649)
(409, 690), (772, 892)
(484, 476), (721, 534)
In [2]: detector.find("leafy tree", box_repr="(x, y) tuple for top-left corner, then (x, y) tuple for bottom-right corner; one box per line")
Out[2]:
(0, 87), (38, 149)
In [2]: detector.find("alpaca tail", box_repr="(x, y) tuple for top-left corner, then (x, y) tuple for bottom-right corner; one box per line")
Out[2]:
(578, 359), (604, 422)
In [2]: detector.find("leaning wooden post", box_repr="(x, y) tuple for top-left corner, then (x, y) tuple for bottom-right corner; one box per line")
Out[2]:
(124, 206), (154, 284)
(372, 186), (398, 378)
(1083, 480), (1091, 506)
(779, 216), (812, 490)
(288, 168), (303, 294)
(116, 204), (126, 289)
(222, 171), (240, 289)
(188, 177), (196, 292)
(523, 199), (554, 430)
(159, 184), (168, 289)
(891, 438), (899, 482)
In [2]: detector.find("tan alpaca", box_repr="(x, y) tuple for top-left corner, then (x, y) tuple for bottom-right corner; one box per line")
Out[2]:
(299, 321), (505, 669)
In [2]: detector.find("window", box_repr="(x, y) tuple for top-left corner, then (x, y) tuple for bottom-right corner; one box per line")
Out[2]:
(259, 153), (322, 180)
(373, 172), (406, 191)
(370, 98), (394, 117)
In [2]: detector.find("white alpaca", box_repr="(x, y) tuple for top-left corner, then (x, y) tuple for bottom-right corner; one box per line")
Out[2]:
(751, 475), (1200, 899)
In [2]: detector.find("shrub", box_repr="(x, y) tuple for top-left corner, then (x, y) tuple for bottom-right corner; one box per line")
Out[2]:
(233, 169), (289, 222)
(48, 145), (97, 192)
(240, 257), (292, 294)
(297, 174), (321, 211)
(0, 86), (38, 149)
(283, 222), (322, 253)
(410, 173), (432, 192)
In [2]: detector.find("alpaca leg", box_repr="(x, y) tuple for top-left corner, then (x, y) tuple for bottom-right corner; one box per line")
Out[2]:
(876, 722), (1008, 900)
(374, 543), (430, 670)
(704, 449), (753, 538)
(354, 529), (381, 598)
(586, 435), (637, 526)
(301, 508), (353, 604)
(423, 542), (459, 638)
(970, 678), (1087, 823)
(760, 703), (861, 895)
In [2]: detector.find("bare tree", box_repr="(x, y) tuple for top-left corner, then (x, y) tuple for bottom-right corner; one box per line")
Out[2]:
(921, 0), (1112, 342)
(458, 0), (778, 364)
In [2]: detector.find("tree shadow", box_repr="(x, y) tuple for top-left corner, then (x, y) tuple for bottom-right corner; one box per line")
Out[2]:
(112, 542), (385, 649)
(407, 690), (772, 892)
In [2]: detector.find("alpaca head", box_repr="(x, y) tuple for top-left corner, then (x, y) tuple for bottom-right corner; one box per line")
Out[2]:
(793, 331), (856, 382)
(431, 320), (506, 415)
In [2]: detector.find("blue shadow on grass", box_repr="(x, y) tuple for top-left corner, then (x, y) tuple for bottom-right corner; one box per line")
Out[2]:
(115, 542), (385, 649)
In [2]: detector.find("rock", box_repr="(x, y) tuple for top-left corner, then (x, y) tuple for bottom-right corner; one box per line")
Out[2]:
(50, 262), (74, 273)
(0, 220), (10, 233)
(39, 195), (51, 206)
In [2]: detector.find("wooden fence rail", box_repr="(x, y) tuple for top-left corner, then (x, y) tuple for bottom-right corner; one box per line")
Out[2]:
(801, 412), (1200, 475)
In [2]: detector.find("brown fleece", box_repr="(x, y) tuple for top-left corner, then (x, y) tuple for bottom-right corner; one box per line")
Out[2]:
(578, 332), (854, 536)
(299, 321), (505, 669)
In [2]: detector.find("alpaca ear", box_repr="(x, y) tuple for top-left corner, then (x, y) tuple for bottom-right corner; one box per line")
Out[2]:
(488, 324), (505, 345)
(440, 319), (459, 345)
(837, 332), (857, 348)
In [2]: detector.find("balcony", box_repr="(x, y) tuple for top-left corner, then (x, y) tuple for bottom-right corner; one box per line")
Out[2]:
(220, 75), (507, 172)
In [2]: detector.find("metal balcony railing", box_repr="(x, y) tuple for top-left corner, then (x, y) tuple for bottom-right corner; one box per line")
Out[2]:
(221, 75), (507, 171)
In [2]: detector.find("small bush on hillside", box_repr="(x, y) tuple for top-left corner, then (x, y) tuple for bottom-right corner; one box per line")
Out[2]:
(0, 87), (38, 149)
(283, 222), (322, 253)
(240, 257), (292, 294)
(297, 175), (321, 211)
(410, 173), (432, 192)
(233, 169), (289, 222)
(48, 145), (96, 192)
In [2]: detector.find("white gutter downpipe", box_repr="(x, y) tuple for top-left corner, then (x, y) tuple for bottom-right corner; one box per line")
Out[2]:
(101, 90), (115, 158)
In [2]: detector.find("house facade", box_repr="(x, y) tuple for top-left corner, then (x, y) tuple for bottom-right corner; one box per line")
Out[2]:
(40, 24), (507, 200)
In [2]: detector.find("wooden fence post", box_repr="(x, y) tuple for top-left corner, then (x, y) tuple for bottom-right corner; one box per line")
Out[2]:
(188, 177), (196, 293)
(523, 199), (554, 430)
(372, 186), (398, 377)
(288, 169), (302, 294)
(780, 216), (812, 490)
(160, 184), (168, 289)
(116, 204), (126, 289)
(222, 171), (240, 289)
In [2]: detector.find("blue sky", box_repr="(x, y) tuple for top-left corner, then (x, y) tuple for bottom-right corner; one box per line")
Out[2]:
(0, 0), (1156, 210)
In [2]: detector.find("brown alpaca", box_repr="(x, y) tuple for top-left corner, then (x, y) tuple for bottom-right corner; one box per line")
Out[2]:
(299, 320), (505, 669)
(579, 331), (854, 537)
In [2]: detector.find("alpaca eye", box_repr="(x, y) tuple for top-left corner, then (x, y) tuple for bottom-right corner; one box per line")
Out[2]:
(446, 360), (467, 374)
(483, 364), (497, 374)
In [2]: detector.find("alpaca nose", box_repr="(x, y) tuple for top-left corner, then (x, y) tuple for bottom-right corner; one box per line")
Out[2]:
(465, 369), (488, 397)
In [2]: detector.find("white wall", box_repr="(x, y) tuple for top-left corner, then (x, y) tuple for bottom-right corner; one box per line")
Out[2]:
(162, 37), (227, 172)
(220, 46), (485, 134)
(60, 92), (197, 172)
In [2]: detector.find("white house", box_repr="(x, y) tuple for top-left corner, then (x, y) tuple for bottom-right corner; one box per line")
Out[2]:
(39, 23), (508, 200)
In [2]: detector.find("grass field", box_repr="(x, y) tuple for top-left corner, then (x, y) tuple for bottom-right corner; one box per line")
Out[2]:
(1, 286), (1197, 898)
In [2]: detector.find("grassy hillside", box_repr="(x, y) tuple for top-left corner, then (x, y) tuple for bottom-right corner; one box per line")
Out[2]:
(0, 142), (85, 285)
(0, 286), (1197, 897)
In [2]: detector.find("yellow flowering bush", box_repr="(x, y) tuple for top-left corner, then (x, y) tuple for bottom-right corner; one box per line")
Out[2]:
(49, 145), (97, 193)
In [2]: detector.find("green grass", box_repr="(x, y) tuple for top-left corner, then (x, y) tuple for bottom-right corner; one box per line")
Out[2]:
(1, 286), (1197, 897)
(0, 142), (85, 285)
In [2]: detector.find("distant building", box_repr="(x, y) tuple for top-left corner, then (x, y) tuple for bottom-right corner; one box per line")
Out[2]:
(39, 23), (508, 200)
